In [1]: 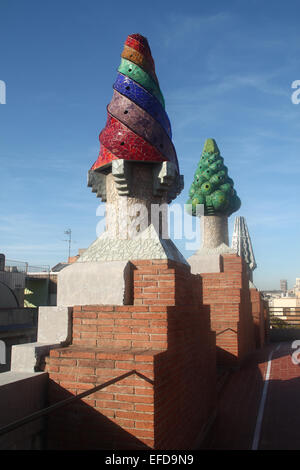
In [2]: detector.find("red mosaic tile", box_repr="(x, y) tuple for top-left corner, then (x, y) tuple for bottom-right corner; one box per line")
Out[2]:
(125, 34), (155, 71)
(98, 113), (168, 166)
(91, 145), (117, 170)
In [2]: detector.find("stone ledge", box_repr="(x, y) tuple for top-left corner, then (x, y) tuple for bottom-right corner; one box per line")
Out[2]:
(10, 342), (63, 372)
(0, 370), (47, 387)
(0, 371), (48, 450)
(188, 245), (236, 274)
(10, 306), (72, 373)
(57, 261), (133, 307)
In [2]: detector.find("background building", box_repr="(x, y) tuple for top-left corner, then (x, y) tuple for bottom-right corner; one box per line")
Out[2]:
(280, 279), (288, 295)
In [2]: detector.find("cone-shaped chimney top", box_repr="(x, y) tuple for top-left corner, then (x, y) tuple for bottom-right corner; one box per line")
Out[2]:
(91, 33), (179, 173)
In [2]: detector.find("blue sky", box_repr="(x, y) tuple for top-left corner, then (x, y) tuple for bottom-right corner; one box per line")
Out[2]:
(0, 0), (300, 290)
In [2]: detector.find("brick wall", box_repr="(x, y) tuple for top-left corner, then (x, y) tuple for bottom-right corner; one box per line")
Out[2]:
(45, 259), (216, 450)
(46, 348), (157, 449)
(133, 259), (200, 307)
(250, 288), (266, 348)
(72, 305), (168, 350)
(44, 255), (264, 449)
(201, 254), (256, 368)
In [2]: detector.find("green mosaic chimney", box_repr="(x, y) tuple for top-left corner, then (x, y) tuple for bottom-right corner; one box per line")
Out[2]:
(186, 138), (241, 217)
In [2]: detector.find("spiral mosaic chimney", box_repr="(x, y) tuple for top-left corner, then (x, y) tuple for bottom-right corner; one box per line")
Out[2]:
(89, 33), (181, 183)
(79, 33), (184, 262)
(57, 34), (185, 308)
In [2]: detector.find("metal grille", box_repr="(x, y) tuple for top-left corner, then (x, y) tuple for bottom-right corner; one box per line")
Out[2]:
(4, 259), (50, 274)
(269, 307), (300, 328)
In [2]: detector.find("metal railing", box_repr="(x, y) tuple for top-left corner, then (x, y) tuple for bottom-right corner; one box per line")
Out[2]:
(4, 259), (50, 274)
(0, 369), (152, 437)
(269, 307), (300, 329)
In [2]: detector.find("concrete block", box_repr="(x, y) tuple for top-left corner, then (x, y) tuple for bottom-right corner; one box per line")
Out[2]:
(188, 253), (222, 274)
(0, 371), (47, 449)
(188, 243), (235, 274)
(10, 306), (72, 373)
(37, 306), (72, 344)
(57, 261), (132, 307)
(10, 342), (61, 372)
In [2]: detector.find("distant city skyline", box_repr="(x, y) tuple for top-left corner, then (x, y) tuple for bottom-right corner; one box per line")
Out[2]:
(1, 0), (300, 290)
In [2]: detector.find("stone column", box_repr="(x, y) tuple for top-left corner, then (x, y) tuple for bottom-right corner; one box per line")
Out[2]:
(188, 215), (234, 274)
(186, 137), (241, 274)
(201, 215), (229, 249)
(105, 164), (168, 240)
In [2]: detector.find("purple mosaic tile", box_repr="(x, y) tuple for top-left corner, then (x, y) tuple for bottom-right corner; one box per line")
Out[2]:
(108, 90), (178, 168)
(113, 73), (172, 139)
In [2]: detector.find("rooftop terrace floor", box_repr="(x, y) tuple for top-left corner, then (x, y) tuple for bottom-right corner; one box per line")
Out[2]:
(206, 341), (300, 450)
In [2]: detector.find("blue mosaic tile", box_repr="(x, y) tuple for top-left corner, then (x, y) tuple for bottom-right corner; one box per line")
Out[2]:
(113, 73), (172, 139)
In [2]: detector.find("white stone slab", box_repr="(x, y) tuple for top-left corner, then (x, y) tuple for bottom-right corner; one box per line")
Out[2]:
(188, 243), (235, 274)
(37, 306), (72, 343)
(57, 260), (132, 307)
(189, 253), (222, 274)
(10, 342), (61, 372)
(0, 371), (46, 386)
(10, 306), (72, 373)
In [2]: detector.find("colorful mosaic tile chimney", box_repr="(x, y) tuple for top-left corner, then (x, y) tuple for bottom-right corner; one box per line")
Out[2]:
(91, 33), (179, 174)
(78, 34), (184, 268)
(187, 139), (241, 274)
(3, 33), (268, 452)
(186, 138), (241, 217)
(56, 34), (186, 307)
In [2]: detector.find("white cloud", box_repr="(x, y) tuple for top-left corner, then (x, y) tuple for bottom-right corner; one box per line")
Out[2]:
(160, 12), (232, 48)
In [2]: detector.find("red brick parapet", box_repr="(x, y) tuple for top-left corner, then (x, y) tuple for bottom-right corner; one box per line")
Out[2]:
(250, 288), (267, 348)
(201, 254), (256, 367)
(45, 259), (216, 450)
(44, 255), (265, 448)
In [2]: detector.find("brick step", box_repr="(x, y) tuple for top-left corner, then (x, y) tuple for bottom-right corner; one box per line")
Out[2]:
(45, 345), (164, 382)
(46, 345), (162, 375)
(72, 304), (210, 349)
(45, 345), (163, 449)
(46, 345), (161, 413)
(72, 305), (170, 349)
